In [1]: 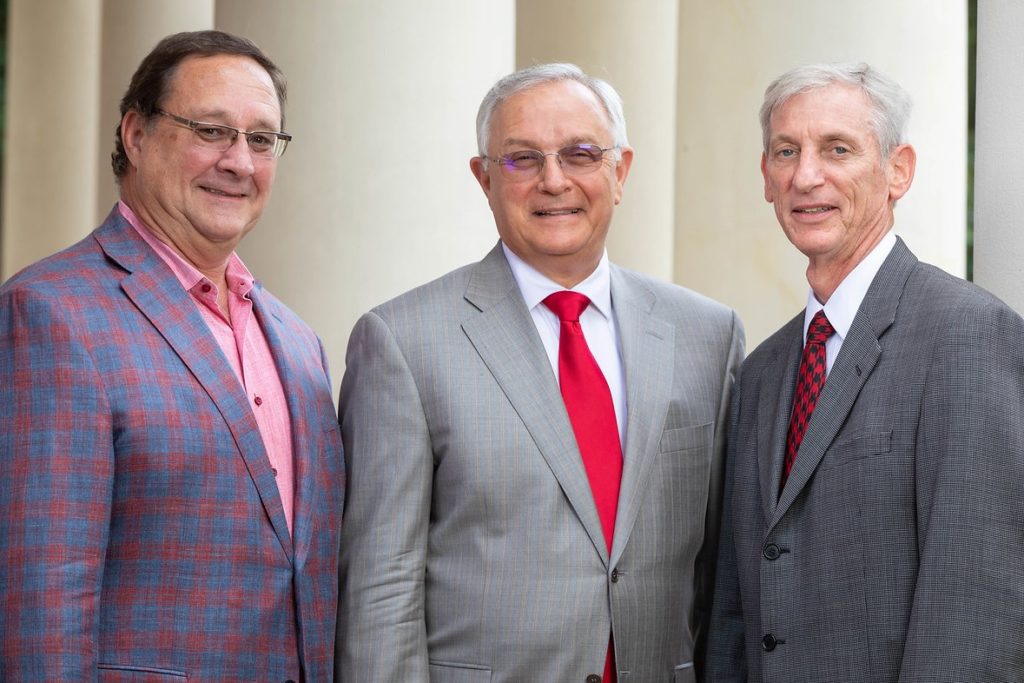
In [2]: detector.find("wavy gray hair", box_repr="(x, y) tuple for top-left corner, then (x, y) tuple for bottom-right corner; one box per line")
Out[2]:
(476, 62), (628, 157)
(760, 62), (912, 158)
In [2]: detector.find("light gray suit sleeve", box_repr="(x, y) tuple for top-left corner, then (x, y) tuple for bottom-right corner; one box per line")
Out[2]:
(899, 301), (1024, 679)
(336, 311), (432, 682)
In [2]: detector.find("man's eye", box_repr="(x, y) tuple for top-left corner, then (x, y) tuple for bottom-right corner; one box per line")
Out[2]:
(248, 133), (274, 149)
(563, 146), (602, 163)
(195, 126), (229, 141)
(777, 148), (796, 158)
(833, 146), (849, 154)
(505, 152), (540, 168)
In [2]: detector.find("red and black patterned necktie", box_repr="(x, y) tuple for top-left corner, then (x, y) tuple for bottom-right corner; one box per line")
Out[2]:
(781, 310), (835, 491)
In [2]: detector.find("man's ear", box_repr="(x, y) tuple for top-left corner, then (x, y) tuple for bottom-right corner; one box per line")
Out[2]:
(761, 153), (774, 203)
(469, 156), (492, 197)
(120, 110), (148, 167)
(887, 143), (916, 202)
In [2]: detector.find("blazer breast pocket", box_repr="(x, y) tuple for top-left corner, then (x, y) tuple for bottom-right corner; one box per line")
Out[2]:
(659, 421), (713, 455)
(821, 429), (893, 470)
(98, 663), (188, 680)
(428, 661), (492, 682)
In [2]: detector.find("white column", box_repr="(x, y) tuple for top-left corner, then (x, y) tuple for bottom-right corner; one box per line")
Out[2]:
(95, 1), (215, 221)
(676, 0), (967, 347)
(973, 0), (1024, 313)
(517, 0), (679, 282)
(216, 0), (513, 390)
(2, 0), (102, 278)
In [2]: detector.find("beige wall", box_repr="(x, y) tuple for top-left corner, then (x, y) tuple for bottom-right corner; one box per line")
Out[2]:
(3, 1), (102, 276)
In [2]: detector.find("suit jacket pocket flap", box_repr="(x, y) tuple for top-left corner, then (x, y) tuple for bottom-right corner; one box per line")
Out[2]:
(823, 429), (893, 469)
(429, 661), (492, 682)
(659, 422), (713, 454)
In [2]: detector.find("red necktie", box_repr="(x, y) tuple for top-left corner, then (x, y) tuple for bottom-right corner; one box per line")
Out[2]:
(543, 291), (622, 683)
(781, 310), (835, 491)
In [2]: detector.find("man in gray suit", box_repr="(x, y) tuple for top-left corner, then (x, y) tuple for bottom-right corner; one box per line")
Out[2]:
(337, 63), (743, 682)
(706, 62), (1024, 682)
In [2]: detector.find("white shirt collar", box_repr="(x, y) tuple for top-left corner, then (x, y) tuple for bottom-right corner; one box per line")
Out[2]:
(501, 243), (612, 320)
(803, 231), (897, 343)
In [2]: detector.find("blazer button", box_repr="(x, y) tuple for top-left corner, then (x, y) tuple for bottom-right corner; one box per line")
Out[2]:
(611, 568), (620, 583)
(586, 675), (602, 683)
(763, 543), (781, 560)
(761, 633), (778, 651)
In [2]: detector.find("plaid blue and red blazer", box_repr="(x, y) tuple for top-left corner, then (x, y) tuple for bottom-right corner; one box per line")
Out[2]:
(0, 208), (345, 682)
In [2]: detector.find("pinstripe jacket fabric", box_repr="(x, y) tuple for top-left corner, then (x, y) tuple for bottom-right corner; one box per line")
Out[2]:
(0, 208), (345, 682)
(706, 238), (1024, 682)
(336, 243), (744, 682)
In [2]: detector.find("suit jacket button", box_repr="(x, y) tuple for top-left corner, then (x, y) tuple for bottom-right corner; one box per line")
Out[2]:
(763, 543), (781, 560)
(611, 568), (620, 582)
(586, 675), (602, 683)
(761, 633), (778, 651)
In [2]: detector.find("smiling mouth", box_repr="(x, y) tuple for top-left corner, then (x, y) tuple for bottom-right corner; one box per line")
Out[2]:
(794, 206), (834, 214)
(534, 209), (581, 216)
(201, 186), (245, 198)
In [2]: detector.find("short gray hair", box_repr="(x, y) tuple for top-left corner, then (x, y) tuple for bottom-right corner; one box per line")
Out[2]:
(760, 62), (912, 158)
(476, 62), (628, 156)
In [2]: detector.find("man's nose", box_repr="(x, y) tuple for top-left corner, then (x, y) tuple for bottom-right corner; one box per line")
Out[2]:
(792, 153), (824, 191)
(217, 133), (257, 174)
(537, 152), (571, 193)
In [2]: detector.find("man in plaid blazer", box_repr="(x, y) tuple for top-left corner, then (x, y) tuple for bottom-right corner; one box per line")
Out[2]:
(0, 32), (343, 681)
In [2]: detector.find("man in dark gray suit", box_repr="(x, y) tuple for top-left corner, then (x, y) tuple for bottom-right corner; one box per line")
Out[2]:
(337, 63), (743, 682)
(706, 62), (1024, 682)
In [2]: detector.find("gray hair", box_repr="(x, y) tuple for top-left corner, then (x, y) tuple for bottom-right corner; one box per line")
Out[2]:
(476, 62), (628, 157)
(760, 62), (912, 158)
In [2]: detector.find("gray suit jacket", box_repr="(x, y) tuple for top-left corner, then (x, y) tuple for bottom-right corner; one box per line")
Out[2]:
(336, 243), (743, 682)
(706, 238), (1024, 682)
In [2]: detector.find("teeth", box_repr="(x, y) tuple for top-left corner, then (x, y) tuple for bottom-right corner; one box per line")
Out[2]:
(204, 187), (238, 197)
(537, 209), (580, 216)
(797, 207), (831, 214)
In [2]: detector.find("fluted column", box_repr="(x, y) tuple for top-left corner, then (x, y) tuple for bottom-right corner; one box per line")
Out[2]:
(2, 1), (102, 278)
(517, 0), (679, 282)
(216, 0), (514, 389)
(973, 0), (1024, 313)
(676, 0), (968, 347)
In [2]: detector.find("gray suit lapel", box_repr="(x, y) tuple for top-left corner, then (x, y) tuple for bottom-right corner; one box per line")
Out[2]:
(460, 245), (610, 563)
(771, 238), (918, 528)
(607, 268), (674, 567)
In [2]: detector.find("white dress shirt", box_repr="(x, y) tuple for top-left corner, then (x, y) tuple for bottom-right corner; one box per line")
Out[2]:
(803, 231), (897, 374)
(502, 244), (627, 447)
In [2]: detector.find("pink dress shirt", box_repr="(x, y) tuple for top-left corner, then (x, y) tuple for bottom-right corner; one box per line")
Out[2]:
(119, 201), (296, 534)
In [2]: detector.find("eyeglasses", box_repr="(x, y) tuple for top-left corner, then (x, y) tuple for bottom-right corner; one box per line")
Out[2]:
(485, 144), (618, 180)
(155, 110), (292, 159)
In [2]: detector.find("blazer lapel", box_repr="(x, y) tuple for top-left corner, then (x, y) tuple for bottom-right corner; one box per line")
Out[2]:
(607, 268), (674, 567)
(771, 239), (918, 528)
(461, 245), (610, 564)
(755, 316), (803, 519)
(95, 214), (293, 560)
(251, 288), (316, 565)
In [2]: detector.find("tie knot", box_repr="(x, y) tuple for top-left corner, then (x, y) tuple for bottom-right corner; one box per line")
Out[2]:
(543, 290), (591, 323)
(806, 310), (835, 345)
